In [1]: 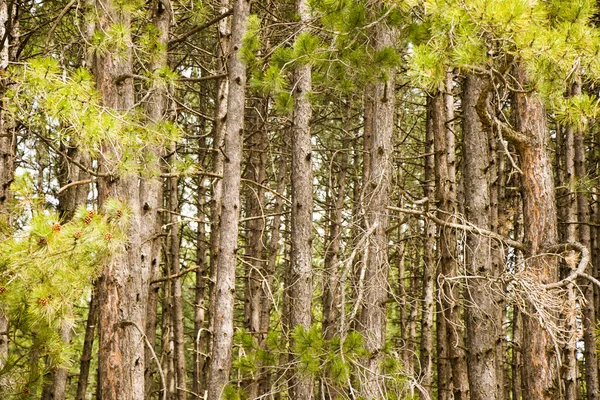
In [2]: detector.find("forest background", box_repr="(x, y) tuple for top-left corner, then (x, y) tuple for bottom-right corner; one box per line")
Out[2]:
(1, 1), (600, 400)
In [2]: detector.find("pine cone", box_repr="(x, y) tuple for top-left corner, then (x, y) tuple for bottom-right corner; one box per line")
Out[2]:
(52, 223), (62, 232)
(104, 232), (113, 241)
(38, 297), (48, 307)
(0, 286), (6, 294)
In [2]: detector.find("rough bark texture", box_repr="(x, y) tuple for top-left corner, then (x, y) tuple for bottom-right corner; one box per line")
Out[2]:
(419, 96), (436, 400)
(258, 157), (287, 396)
(194, 168), (208, 398)
(94, 1), (147, 398)
(0, 0), (12, 386)
(289, 1), (314, 398)
(168, 147), (187, 400)
(357, 23), (395, 399)
(511, 65), (559, 400)
(573, 81), (599, 399)
(206, 0), (249, 397)
(242, 103), (267, 399)
(462, 74), (501, 400)
(432, 74), (469, 400)
(323, 105), (350, 340)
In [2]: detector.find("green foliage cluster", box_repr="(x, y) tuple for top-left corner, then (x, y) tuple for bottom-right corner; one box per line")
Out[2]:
(7, 57), (181, 177)
(225, 325), (407, 399)
(0, 177), (129, 395)
(407, 0), (600, 126)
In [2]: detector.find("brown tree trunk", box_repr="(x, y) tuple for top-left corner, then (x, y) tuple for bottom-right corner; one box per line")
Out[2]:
(510, 65), (559, 400)
(194, 164), (208, 398)
(433, 72), (469, 399)
(323, 104), (350, 340)
(258, 156), (287, 397)
(75, 292), (99, 400)
(572, 80), (599, 399)
(462, 73), (501, 400)
(242, 102), (267, 399)
(419, 94), (436, 400)
(288, 1), (314, 399)
(0, 0), (13, 385)
(168, 145), (187, 400)
(206, 0), (249, 396)
(94, 1), (147, 398)
(357, 23), (395, 399)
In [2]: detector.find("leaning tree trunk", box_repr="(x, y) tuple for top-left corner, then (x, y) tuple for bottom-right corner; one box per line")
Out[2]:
(206, 0), (249, 397)
(94, 1), (147, 398)
(288, 0), (314, 398)
(462, 73), (501, 400)
(357, 22), (395, 399)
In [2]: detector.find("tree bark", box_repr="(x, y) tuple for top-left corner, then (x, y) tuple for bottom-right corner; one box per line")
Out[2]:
(433, 72), (469, 400)
(206, 0), (249, 397)
(94, 1), (147, 398)
(323, 104), (350, 340)
(0, 0), (13, 387)
(462, 73), (501, 400)
(75, 292), (99, 400)
(289, 1), (314, 398)
(510, 65), (559, 400)
(242, 102), (267, 399)
(419, 93), (436, 400)
(357, 22), (395, 399)
(572, 79), (599, 399)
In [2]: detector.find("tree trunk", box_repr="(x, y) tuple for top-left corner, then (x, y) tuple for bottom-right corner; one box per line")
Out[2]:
(94, 1), (147, 398)
(419, 94), (436, 400)
(511, 65), (559, 400)
(357, 23), (395, 399)
(462, 73), (501, 400)
(323, 104), (350, 340)
(75, 292), (99, 400)
(168, 144), (187, 400)
(258, 156), (287, 397)
(432, 72), (469, 399)
(0, 0), (13, 386)
(206, 0), (249, 396)
(572, 80), (599, 399)
(242, 102), (267, 399)
(289, 1), (314, 399)
(194, 163), (208, 398)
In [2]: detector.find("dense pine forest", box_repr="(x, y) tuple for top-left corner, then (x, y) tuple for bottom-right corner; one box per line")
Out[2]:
(5, 0), (600, 399)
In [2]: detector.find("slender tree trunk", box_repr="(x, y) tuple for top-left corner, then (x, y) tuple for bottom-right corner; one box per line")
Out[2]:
(462, 73), (500, 399)
(572, 80), (599, 399)
(207, 1), (231, 385)
(206, 0), (249, 396)
(0, 0), (13, 386)
(288, 1), (314, 399)
(143, 3), (171, 397)
(432, 72), (469, 399)
(557, 87), (578, 400)
(419, 95), (436, 400)
(323, 104), (350, 340)
(94, 1), (148, 398)
(258, 156), (287, 397)
(242, 103), (267, 399)
(168, 145), (187, 400)
(357, 22), (395, 399)
(194, 161), (208, 398)
(75, 292), (99, 400)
